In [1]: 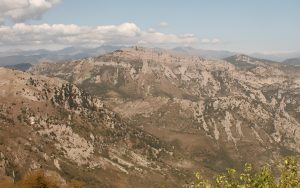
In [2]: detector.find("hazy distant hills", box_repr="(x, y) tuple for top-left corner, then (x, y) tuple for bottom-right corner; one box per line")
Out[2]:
(224, 54), (282, 70)
(251, 52), (300, 62)
(4, 63), (33, 71)
(0, 46), (299, 67)
(171, 46), (235, 59)
(171, 47), (300, 62)
(283, 58), (300, 66)
(0, 46), (123, 66)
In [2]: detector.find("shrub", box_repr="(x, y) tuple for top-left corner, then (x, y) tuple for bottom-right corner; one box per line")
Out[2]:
(0, 170), (85, 188)
(0, 176), (14, 188)
(15, 169), (60, 188)
(189, 156), (300, 188)
(63, 180), (85, 188)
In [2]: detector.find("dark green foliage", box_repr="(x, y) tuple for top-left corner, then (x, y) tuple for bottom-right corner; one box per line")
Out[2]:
(188, 156), (300, 188)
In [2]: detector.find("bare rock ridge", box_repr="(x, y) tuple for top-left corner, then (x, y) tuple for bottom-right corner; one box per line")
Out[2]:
(30, 47), (300, 170)
(0, 67), (185, 188)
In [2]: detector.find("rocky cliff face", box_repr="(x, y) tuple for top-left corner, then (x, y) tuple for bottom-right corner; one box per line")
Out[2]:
(28, 47), (300, 184)
(0, 67), (190, 188)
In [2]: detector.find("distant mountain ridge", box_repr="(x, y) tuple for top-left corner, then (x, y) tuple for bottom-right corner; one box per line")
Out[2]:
(283, 58), (300, 66)
(224, 54), (281, 70)
(171, 47), (235, 59)
(0, 45), (123, 66)
(251, 51), (300, 62)
(4, 63), (33, 71)
(1, 46), (299, 66)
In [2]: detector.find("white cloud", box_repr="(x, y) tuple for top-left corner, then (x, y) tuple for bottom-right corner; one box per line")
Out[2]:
(159, 21), (169, 27)
(212, 38), (221, 44)
(201, 38), (210, 43)
(0, 22), (222, 49)
(148, 28), (156, 33)
(0, 0), (62, 23)
(200, 38), (222, 44)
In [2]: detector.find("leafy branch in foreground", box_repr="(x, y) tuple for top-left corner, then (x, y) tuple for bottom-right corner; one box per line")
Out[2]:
(188, 156), (300, 188)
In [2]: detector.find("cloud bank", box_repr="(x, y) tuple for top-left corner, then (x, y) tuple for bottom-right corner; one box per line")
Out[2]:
(0, 22), (221, 49)
(0, 1), (222, 50)
(0, 0), (62, 23)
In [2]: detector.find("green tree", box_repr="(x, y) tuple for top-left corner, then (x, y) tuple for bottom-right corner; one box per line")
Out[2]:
(189, 156), (300, 188)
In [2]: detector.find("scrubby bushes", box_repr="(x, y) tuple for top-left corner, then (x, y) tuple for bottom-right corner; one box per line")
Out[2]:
(0, 169), (85, 188)
(1, 157), (299, 188)
(190, 156), (300, 188)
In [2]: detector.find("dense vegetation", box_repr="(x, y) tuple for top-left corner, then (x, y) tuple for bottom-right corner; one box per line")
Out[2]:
(188, 156), (300, 188)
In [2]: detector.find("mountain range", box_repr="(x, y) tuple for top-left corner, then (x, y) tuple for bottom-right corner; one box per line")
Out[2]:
(1, 46), (299, 67)
(0, 46), (122, 66)
(1, 47), (300, 187)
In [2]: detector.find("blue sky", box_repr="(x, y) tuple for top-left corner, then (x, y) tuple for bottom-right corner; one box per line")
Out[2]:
(1, 0), (299, 53)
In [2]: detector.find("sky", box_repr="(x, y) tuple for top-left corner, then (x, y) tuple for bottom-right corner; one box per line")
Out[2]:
(0, 0), (299, 53)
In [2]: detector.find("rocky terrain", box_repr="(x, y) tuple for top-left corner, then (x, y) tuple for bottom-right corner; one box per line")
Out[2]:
(30, 47), (300, 175)
(0, 67), (193, 188)
(1, 47), (300, 187)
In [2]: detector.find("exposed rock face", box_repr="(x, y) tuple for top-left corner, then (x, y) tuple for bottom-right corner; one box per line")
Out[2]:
(28, 47), (300, 184)
(0, 67), (184, 188)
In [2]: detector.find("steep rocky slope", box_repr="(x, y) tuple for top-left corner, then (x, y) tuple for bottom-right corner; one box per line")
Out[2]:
(30, 47), (300, 179)
(0, 67), (194, 188)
